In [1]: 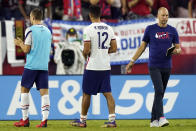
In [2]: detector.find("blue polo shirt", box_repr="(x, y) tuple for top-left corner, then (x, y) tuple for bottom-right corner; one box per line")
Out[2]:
(142, 24), (179, 68)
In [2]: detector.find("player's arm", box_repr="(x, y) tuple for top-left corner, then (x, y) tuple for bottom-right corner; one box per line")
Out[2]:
(188, 0), (193, 18)
(14, 37), (31, 54)
(172, 43), (181, 55)
(108, 39), (117, 53)
(18, 0), (29, 20)
(172, 28), (181, 55)
(128, 0), (139, 8)
(83, 41), (91, 60)
(126, 41), (148, 73)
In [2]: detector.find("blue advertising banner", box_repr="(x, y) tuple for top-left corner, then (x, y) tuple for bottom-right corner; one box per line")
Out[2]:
(0, 75), (196, 120)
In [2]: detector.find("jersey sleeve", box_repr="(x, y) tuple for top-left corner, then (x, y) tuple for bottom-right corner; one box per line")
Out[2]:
(172, 27), (179, 44)
(24, 27), (32, 45)
(83, 27), (91, 42)
(142, 26), (150, 43)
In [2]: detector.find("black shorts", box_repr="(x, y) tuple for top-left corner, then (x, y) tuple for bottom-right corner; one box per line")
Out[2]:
(82, 70), (111, 95)
(21, 68), (48, 90)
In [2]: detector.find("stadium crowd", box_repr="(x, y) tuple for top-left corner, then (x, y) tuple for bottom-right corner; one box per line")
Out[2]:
(0, 0), (196, 22)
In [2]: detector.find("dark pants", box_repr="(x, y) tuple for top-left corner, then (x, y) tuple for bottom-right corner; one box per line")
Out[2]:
(149, 67), (171, 122)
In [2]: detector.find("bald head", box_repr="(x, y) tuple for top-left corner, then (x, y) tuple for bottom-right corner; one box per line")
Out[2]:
(157, 7), (169, 27)
(158, 7), (169, 17)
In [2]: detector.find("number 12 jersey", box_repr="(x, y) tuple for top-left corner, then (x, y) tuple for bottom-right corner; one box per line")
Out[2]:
(83, 22), (116, 70)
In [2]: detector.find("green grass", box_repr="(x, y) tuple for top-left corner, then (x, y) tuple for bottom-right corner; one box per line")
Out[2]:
(0, 119), (196, 131)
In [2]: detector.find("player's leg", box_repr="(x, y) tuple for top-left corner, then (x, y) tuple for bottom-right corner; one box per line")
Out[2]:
(161, 68), (171, 98)
(100, 71), (116, 128)
(103, 92), (116, 122)
(149, 67), (164, 127)
(21, 87), (30, 121)
(71, 93), (90, 127)
(158, 68), (171, 127)
(71, 70), (94, 127)
(80, 93), (91, 123)
(14, 68), (37, 127)
(36, 70), (50, 128)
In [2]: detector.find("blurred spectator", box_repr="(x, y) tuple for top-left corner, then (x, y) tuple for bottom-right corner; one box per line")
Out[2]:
(167, 0), (178, 17)
(0, 0), (23, 20)
(126, 0), (154, 20)
(176, 0), (189, 17)
(63, 0), (83, 21)
(0, 1), (3, 20)
(81, 0), (91, 21)
(54, 28), (85, 75)
(121, 0), (128, 19)
(110, 0), (127, 20)
(52, 0), (64, 20)
(188, 0), (196, 18)
(81, 0), (97, 21)
(152, 0), (177, 17)
(81, 0), (116, 22)
(99, 0), (114, 21)
(152, 0), (170, 16)
(111, 0), (122, 20)
(18, 0), (52, 22)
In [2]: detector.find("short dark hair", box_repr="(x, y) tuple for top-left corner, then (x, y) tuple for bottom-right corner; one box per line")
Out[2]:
(89, 5), (101, 18)
(31, 8), (43, 20)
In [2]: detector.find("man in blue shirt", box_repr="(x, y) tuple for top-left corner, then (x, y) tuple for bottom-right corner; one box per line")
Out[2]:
(126, 7), (181, 127)
(14, 8), (52, 128)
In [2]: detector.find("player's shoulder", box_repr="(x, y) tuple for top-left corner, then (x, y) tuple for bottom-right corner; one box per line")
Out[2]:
(25, 27), (32, 35)
(41, 25), (51, 32)
(145, 24), (159, 33)
(40, 25), (52, 35)
(147, 23), (157, 29)
(25, 27), (31, 32)
(103, 22), (112, 29)
(84, 24), (93, 31)
(167, 24), (176, 30)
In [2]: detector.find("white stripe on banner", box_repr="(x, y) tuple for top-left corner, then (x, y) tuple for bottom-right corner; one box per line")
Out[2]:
(5, 21), (24, 66)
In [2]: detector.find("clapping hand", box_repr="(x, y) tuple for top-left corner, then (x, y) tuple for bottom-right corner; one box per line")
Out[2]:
(14, 37), (23, 46)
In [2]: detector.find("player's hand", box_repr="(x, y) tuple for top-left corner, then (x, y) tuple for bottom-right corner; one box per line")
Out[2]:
(172, 48), (181, 55)
(126, 61), (134, 74)
(14, 37), (23, 46)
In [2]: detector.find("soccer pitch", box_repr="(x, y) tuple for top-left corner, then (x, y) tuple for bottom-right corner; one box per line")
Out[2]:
(0, 119), (196, 131)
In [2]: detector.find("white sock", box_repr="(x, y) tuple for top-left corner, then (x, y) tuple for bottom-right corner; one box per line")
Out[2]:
(41, 95), (50, 121)
(80, 115), (87, 123)
(109, 114), (116, 122)
(21, 93), (29, 121)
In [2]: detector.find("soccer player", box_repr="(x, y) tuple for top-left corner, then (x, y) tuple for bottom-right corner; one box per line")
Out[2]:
(14, 8), (52, 128)
(126, 7), (181, 127)
(70, 5), (117, 128)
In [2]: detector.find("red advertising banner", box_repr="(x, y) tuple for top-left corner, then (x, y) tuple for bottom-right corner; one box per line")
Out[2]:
(173, 19), (196, 54)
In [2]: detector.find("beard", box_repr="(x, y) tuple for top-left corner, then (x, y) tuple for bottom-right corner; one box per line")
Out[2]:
(161, 20), (168, 25)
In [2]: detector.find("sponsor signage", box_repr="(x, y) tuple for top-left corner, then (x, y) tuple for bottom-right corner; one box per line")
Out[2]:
(0, 75), (196, 120)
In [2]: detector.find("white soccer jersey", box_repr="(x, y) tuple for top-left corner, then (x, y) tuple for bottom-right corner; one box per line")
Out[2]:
(83, 22), (116, 70)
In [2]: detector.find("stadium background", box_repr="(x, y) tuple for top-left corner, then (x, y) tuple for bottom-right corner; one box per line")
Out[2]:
(0, 18), (196, 121)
